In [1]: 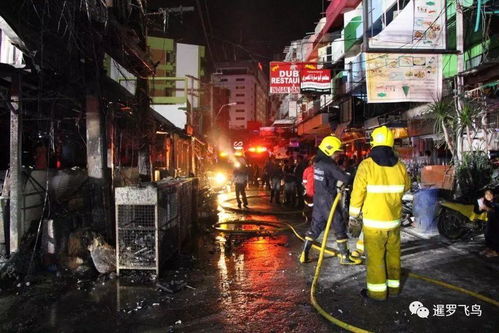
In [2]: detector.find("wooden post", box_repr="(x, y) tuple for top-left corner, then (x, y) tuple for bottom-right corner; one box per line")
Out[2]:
(9, 72), (22, 254)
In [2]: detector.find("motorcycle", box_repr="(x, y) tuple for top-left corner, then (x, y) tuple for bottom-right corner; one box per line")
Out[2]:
(437, 179), (499, 240)
(437, 200), (487, 240)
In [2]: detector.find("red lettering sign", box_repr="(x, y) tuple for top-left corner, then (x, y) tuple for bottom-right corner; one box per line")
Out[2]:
(269, 62), (302, 94)
(300, 69), (331, 94)
(270, 62), (325, 94)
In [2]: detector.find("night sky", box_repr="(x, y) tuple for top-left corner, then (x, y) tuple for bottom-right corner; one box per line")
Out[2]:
(147, 0), (325, 64)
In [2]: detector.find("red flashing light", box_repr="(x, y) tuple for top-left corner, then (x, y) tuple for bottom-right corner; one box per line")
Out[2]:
(248, 146), (267, 153)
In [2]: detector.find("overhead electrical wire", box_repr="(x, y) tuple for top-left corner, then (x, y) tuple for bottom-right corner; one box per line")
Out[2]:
(195, 0), (215, 62)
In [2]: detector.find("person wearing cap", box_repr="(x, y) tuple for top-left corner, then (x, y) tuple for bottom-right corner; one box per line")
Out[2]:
(349, 126), (410, 301)
(299, 136), (359, 265)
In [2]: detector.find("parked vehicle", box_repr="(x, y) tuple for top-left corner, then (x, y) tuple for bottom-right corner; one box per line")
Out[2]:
(437, 180), (499, 240)
(437, 200), (487, 240)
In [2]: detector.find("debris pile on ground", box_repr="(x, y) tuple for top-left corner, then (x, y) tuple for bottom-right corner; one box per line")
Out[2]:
(118, 231), (156, 267)
(88, 237), (116, 274)
(198, 187), (218, 219)
(156, 279), (187, 293)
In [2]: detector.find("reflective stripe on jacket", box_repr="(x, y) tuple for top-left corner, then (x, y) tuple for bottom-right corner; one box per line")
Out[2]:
(349, 157), (410, 228)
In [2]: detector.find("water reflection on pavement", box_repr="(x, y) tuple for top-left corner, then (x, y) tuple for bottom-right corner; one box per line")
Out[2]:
(0, 190), (330, 332)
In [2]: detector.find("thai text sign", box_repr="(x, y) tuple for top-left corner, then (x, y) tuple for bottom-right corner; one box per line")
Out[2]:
(365, 53), (442, 103)
(300, 69), (331, 94)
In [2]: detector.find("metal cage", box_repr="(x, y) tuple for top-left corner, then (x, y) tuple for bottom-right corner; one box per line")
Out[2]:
(115, 179), (197, 276)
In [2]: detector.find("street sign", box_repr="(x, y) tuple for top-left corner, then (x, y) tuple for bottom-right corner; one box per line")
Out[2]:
(233, 141), (244, 150)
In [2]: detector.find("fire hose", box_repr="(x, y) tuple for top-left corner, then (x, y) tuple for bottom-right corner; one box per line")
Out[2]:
(214, 193), (499, 332)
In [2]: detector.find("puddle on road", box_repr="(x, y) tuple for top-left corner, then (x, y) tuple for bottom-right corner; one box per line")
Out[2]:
(0, 195), (317, 332)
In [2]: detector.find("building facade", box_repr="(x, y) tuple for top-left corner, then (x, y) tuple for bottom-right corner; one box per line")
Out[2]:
(279, 0), (499, 163)
(211, 61), (268, 130)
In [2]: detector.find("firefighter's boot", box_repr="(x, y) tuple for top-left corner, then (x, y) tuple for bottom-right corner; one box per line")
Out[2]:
(351, 239), (365, 258)
(338, 241), (362, 265)
(299, 239), (313, 263)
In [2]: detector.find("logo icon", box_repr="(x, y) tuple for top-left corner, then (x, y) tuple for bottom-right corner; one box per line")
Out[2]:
(409, 301), (429, 319)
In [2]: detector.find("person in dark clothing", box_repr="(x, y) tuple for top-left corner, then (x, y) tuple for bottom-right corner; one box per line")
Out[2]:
(299, 136), (359, 265)
(233, 163), (249, 208)
(478, 189), (499, 257)
(268, 158), (284, 204)
(294, 155), (307, 209)
(283, 159), (297, 207)
(263, 159), (271, 189)
(341, 158), (357, 221)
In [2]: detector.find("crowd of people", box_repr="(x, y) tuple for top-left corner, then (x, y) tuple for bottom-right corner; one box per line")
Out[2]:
(259, 154), (358, 209)
(229, 125), (499, 301)
(230, 126), (410, 300)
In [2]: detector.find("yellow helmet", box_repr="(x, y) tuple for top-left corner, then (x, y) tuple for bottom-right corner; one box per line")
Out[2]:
(371, 126), (394, 147)
(318, 136), (343, 156)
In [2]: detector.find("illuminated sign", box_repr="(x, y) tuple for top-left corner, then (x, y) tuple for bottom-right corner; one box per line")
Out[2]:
(300, 68), (331, 94)
(233, 141), (244, 150)
(269, 62), (319, 94)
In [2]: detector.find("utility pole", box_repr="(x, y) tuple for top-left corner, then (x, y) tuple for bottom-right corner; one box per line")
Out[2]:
(362, 0), (370, 52)
(455, 0), (465, 161)
(145, 6), (195, 31)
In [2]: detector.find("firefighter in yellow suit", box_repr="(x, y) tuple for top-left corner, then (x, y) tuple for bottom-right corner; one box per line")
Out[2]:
(349, 126), (410, 300)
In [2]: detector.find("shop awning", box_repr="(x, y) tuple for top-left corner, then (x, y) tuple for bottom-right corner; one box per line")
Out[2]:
(272, 119), (295, 127)
(297, 113), (331, 136)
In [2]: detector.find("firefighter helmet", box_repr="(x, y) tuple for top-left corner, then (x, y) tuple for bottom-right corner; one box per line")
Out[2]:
(371, 126), (394, 148)
(318, 136), (343, 156)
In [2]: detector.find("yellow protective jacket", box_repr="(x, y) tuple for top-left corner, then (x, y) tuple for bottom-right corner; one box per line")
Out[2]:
(349, 148), (410, 229)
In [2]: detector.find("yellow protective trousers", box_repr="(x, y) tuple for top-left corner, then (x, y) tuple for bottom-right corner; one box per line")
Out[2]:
(364, 226), (401, 300)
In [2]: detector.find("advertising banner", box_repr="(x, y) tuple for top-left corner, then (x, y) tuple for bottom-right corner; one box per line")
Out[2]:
(369, 0), (446, 50)
(288, 100), (298, 118)
(270, 62), (302, 94)
(300, 69), (332, 94)
(365, 53), (442, 103)
(269, 62), (319, 94)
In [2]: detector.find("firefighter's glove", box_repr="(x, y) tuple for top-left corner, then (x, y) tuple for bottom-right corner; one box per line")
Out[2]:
(348, 216), (362, 238)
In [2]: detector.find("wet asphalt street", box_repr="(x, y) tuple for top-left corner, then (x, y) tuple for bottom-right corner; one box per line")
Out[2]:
(0, 188), (498, 332)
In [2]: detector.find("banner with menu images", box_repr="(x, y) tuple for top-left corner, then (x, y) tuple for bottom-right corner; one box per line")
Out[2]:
(369, 0), (446, 50)
(365, 53), (442, 103)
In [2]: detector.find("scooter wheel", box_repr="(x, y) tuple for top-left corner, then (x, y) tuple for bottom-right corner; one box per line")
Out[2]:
(437, 208), (466, 240)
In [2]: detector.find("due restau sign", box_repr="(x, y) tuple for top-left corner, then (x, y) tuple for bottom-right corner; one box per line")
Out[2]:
(269, 62), (301, 94)
(270, 62), (329, 94)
